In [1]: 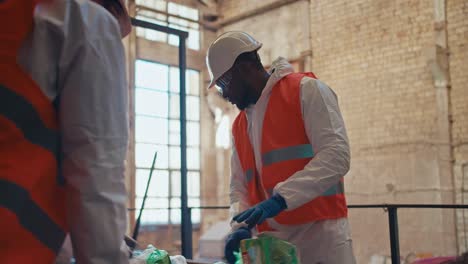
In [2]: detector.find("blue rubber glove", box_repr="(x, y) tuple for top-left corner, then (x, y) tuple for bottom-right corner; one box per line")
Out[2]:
(224, 227), (251, 264)
(233, 194), (287, 228)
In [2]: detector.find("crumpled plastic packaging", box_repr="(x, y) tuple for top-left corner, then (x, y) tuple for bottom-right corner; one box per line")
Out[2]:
(130, 245), (171, 264)
(237, 234), (299, 264)
(169, 255), (187, 264)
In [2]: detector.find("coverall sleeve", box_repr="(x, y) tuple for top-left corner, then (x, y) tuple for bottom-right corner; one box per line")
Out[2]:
(58, 9), (129, 264)
(274, 77), (350, 210)
(229, 136), (251, 223)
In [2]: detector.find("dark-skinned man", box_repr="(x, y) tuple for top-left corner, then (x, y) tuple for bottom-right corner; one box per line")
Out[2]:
(206, 31), (356, 264)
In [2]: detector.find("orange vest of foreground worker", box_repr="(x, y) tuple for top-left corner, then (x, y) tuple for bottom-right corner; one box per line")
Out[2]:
(0, 0), (67, 263)
(232, 72), (348, 233)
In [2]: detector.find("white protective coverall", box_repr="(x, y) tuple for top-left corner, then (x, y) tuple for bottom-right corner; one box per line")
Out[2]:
(230, 57), (356, 264)
(18, 0), (129, 263)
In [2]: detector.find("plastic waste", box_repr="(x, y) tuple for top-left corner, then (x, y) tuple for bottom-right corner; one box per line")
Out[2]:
(236, 234), (299, 264)
(169, 255), (187, 264)
(147, 248), (170, 264)
(130, 245), (170, 264)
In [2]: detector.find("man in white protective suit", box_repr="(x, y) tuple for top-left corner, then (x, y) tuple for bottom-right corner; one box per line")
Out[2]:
(206, 31), (356, 264)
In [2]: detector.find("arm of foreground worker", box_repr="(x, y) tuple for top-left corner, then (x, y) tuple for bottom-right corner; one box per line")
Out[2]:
(229, 139), (250, 227)
(58, 9), (129, 264)
(274, 77), (351, 210)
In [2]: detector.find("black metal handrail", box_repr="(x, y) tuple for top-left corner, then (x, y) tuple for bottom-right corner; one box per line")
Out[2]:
(183, 204), (468, 264)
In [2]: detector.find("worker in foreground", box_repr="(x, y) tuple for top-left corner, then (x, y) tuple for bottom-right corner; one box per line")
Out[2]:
(0, 0), (131, 263)
(206, 31), (356, 264)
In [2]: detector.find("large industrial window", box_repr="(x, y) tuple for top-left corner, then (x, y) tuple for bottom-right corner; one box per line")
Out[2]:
(135, 0), (200, 50)
(134, 59), (201, 226)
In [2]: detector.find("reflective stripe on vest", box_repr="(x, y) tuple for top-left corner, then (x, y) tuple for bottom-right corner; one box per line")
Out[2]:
(0, 84), (65, 185)
(261, 180), (344, 198)
(0, 179), (65, 253)
(323, 181), (344, 196)
(233, 72), (347, 229)
(262, 144), (314, 166)
(0, 84), (58, 155)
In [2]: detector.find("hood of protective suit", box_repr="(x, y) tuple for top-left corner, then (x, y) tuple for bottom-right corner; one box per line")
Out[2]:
(262, 57), (295, 96)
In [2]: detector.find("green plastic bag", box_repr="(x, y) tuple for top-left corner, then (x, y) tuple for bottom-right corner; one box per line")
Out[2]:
(146, 248), (171, 264)
(238, 234), (299, 264)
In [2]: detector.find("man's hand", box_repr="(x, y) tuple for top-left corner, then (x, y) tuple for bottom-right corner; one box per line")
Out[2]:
(224, 227), (251, 264)
(233, 194), (287, 228)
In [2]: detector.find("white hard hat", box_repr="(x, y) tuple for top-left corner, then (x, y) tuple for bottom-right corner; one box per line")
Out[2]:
(206, 31), (262, 89)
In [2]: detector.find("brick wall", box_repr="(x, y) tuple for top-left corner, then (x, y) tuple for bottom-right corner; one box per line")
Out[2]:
(308, 0), (457, 260)
(216, 0), (468, 262)
(220, 0), (311, 66)
(447, 0), (468, 253)
(448, 0), (468, 148)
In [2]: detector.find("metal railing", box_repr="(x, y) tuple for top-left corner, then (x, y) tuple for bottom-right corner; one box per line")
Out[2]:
(182, 204), (468, 263)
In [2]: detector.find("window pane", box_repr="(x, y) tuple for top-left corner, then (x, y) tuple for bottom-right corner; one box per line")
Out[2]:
(145, 26), (168, 42)
(171, 171), (181, 196)
(170, 27), (200, 51)
(135, 143), (168, 169)
(189, 198), (200, 223)
(188, 171), (200, 197)
(188, 198), (199, 207)
(170, 67), (199, 94)
(168, 198), (200, 224)
(187, 121), (199, 146)
(169, 146), (181, 169)
(187, 96), (200, 121)
(137, 0), (166, 11)
(169, 94), (180, 119)
(169, 17), (188, 28)
(169, 119), (180, 132)
(135, 60), (168, 91)
(135, 88), (168, 117)
(144, 197), (168, 209)
(170, 198), (180, 208)
(166, 2), (199, 50)
(169, 120), (180, 145)
(169, 67), (180, 93)
(168, 2), (198, 20)
(169, 132), (180, 145)
(187, 70), (200, 96)
(170, 198), (181, 224)
(145, 208), (168, 224)
(135, 169), (169, 197)
(167, 2), (179, 16)
(135, 116), (168, 144)
(187, 8), (198, 21)
(188, 29), (200, 50)
(138, 11), (167, 22)
(168, 24), (183, 46)
(136, 198), (169, 224)
(187, 147), (200, 170)
(135, 14), (168, 42)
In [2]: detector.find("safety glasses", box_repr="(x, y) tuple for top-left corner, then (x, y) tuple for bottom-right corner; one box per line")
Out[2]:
(215, 70), (233, 96)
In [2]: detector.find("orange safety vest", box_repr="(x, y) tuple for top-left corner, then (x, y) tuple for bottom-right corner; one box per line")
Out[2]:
(0, 0), (67, 263)
(232, 72), (348, 232)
